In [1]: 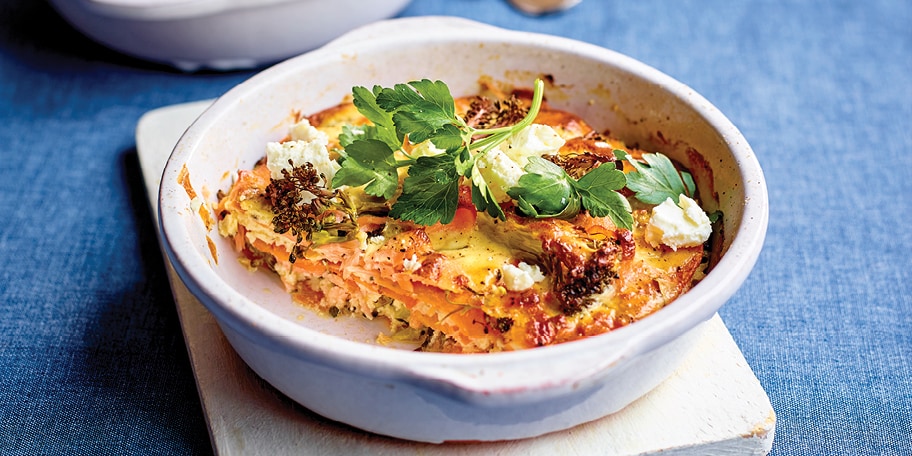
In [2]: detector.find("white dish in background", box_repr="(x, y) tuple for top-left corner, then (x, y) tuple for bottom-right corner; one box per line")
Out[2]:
(49, 0), (413, 71)
(157, 16), (769, 443)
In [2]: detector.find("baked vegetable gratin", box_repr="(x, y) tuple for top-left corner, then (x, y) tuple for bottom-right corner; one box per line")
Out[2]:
(215, 78), (717, 353)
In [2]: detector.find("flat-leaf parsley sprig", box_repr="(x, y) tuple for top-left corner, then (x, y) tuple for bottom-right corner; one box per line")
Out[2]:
(615, 150), (696, 205)
(333, 79), (543, 225)
(508, 156), (632, 229)
(332, 78), (636, 229)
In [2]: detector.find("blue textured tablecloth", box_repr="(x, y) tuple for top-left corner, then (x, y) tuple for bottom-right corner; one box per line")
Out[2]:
(1, 1), (909, 454)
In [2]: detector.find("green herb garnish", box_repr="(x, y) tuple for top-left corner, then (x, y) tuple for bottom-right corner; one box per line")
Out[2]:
(332, 79), (702, 231)
(616, 150), (696, 205)
(333, 79), (544, 224)
(333, 78), (641, 228)
(507, 157), (633, 229)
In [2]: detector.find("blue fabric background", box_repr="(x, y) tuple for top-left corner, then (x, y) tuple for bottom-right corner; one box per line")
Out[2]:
(1, 0), (909, 454)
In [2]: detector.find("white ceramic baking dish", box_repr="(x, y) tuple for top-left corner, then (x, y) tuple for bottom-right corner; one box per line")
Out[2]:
(158, 16), (768, 442)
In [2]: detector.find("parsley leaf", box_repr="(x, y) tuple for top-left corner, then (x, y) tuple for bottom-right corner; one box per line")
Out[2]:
(576, 164), (633, 228)
(337, 78), (547, 225)
(618, 150), (696, 205)
(375, 80), (457, 144)
(350, 85), (402, 151)
(389, 154), (460, 225)
(339, 124), (387, 148)
(426, 123), (464, 152)
(470, 174), (507, 220)
(331, 139), (399, 199)
(508, 157), (632, 229)
(507, 157), (574, 216)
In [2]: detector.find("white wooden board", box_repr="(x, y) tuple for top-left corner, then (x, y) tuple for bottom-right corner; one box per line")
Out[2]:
(136, 100), (776, 455)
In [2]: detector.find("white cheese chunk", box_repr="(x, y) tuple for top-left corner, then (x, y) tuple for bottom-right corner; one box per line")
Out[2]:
(473, 124), (566, 203)
(403, 254), (421, 272)
(265, 119), (339, 203)
(502, 123), (565, 164)
(645, 195), (712, 250)
(501, 261), (545, 291)
(289, 118), (329, 144)
(473, 146), (525, 203)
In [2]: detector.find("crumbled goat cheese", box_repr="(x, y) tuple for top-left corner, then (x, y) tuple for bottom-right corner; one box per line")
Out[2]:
(473, 146), (524, 203)
(474, 124), (565, 202)
(502, 123), (565, 163)
(501, 261), (546, 291)
(645, 195), (712, 250)
(403, 254), (422, 272)
(289, 118), (329, 144)
(265, 119), (338, 202)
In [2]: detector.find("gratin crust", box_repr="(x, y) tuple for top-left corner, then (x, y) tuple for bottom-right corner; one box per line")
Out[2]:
(215, 88), (706, 353)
